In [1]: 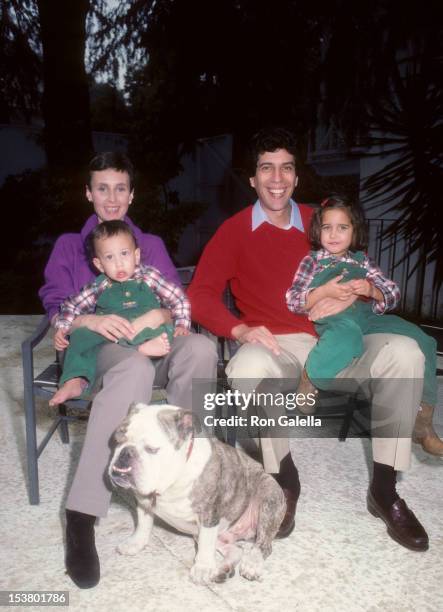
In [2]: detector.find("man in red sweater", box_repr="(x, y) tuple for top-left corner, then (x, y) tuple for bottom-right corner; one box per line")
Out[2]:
(188, 127), (429, 551)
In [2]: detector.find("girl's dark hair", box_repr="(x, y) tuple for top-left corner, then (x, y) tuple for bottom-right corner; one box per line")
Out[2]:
(309, 194), (368, 251)
(85, 220), (138, 262)
(87, 152), (135, 189)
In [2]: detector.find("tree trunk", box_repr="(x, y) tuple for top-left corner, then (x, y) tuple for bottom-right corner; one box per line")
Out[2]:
(37, 0), (93, 170)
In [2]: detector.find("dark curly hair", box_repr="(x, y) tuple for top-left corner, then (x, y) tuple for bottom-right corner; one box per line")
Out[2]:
(309, 194), (368, 251)
(249, 127), (298, 175)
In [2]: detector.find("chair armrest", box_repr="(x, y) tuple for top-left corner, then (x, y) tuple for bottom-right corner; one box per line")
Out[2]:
(177, 266), (195, 288)
(22, 315), (51, 354)
(22, 316), (52, 388)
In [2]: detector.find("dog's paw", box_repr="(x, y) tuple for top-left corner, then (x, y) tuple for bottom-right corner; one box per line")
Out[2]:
(189, 562), (218, 585)
(213, 562), (236, 583)
(239, 546), (264, 581)
(117, 534), (149, 556)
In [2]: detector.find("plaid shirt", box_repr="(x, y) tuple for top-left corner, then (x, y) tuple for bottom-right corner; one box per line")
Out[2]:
(286, 249), (400, 315)
(55, 264), (191, 331)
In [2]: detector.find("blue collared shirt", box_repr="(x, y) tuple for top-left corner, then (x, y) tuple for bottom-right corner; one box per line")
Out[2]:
(251, 199), (305, 233)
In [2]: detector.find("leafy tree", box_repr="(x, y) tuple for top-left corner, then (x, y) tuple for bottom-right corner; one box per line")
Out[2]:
(89, 0), (323, 174)
(0, 0), (41, 122)
(1, 0), (94, 167)
(89, 82), (130, 132)
(36, 0), (93, 169)
(2, 0), (441, 313)
(1, 0), (208, 312)
(318, 0), (443, 294)
(1, 0), (94, 314)
(362, 60), (443, 295)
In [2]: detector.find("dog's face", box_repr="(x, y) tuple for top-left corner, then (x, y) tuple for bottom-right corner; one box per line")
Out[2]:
(109, 403), (196, 502)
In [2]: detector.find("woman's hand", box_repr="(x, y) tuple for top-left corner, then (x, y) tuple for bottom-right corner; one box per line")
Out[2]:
(174, 325), (190, 337)
(54, 328), (70, 351)
(131, 309), (171, 337)
(72, 313), (135, 342)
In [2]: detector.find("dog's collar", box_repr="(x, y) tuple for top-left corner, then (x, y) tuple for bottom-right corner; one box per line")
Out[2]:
(186, 434), (194, 461)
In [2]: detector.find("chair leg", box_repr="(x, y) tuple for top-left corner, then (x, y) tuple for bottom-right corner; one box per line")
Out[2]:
(58, 404), (70, 444)
(338, 396), (356, 442)
(24, 390), (40, 504)
(226, 404), (237, 447)
(22, 334), (41, 504)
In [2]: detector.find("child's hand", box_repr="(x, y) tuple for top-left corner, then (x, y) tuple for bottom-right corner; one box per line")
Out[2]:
(174, 326), (190, 337)
(323, 275), (354, 301)
(54, 328), (70, 351)
(348, 279), (372, 297)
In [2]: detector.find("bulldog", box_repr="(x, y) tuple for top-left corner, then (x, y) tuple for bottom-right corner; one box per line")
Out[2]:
(108, 402), (286, 584)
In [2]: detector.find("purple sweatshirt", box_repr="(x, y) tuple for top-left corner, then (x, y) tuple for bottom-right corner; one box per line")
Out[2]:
(39, 215), (181, 322)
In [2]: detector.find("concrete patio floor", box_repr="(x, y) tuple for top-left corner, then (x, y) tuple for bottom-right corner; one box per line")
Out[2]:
(1, 315), (442, 612)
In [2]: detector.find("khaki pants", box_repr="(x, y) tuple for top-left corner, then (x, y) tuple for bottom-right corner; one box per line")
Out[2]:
(226, 333), (424, 474)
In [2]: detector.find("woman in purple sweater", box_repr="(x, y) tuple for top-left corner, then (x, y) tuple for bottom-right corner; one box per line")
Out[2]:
(40, 152), (218, 589)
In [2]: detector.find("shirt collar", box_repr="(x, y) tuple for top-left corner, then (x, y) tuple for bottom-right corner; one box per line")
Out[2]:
(251, 199), (304, 233)
(133, 265), (144, 279)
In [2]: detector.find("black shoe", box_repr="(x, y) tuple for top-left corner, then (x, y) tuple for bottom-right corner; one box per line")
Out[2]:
(275, 487), (299, 539)
(65, 510), (100, 588)
(367, 489), (429, 552)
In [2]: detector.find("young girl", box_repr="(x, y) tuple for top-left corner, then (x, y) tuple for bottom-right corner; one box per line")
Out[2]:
(286, 195), (441, 455)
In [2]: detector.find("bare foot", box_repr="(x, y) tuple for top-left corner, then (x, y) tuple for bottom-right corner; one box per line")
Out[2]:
(138, 333), (170, 357)
(49, 377), (88, 406)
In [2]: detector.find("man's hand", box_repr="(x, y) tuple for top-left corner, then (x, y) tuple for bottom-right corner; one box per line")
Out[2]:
(174, 325), (190, 337)
(73, 313), (135, 342)
(231, 323), (281, 355)
(54, 328), (70, 351)
(308, 295), (357, 321)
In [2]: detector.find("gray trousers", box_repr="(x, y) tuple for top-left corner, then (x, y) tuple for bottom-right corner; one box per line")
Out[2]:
(65, 333), (218, 517)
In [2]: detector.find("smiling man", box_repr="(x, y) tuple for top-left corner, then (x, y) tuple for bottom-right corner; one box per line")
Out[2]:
(188, 127), (429, 551)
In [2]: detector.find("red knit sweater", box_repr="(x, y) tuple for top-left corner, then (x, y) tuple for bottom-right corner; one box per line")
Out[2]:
(188, 205), (316, 338)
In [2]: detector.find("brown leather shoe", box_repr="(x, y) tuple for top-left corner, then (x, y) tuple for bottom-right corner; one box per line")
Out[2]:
(275, 487), (299, 539)
(367, 489), (429, 551)
(296, 368), (318, 415)
(412, 404), (443, 457)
